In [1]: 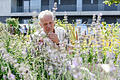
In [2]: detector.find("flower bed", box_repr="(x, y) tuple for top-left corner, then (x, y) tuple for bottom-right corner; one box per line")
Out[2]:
(0, 17), (120, 80)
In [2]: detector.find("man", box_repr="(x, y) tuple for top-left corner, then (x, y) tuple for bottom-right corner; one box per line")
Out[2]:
(37, 10), (66, 46)
(34, 11), (70, 77)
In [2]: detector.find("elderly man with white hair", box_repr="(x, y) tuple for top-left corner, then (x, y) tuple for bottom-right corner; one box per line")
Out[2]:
(33, 10), (66, 49)
(31, 10), (75, 77)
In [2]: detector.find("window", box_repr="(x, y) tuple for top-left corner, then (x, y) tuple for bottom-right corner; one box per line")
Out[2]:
(117, 19), (120, 23)
(88, 19), (92, 24)
(30, 0), (41, 12)
(61, 0), (76, 5)
(83, 0), (91, 4)
(91, 0), (93, 4)
(83, 0), (98, 4)
(58, 0), (61, 4)
(76, 19), (82, 24)
(24, 1), (30, 12)
(17, 0), (23, 6)
(41, 0), (49, 5)
(93, 0), (98, 4)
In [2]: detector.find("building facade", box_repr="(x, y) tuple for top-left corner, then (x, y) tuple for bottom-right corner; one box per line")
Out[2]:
(0, 0), (120, 24)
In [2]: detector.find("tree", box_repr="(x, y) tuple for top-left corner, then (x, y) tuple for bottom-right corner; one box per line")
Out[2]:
(6, 18), (19, 34)
(103, 0), (120, 6)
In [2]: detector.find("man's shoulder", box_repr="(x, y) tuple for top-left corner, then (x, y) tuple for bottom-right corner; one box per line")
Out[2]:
(32, 28), (46, 37)
(55, 26), (65, 31)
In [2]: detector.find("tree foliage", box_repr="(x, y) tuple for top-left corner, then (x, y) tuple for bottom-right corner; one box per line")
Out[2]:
(103, 0), (120, 6)
(6, 18), (19, 28)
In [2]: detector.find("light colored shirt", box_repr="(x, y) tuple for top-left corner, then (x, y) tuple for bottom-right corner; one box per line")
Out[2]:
(32, 27), (66, 48)
(33, 27), (66, 42)
(54, 27), (66, 42)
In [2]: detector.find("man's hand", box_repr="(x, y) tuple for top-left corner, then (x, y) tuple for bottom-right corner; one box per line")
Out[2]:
(38, 37), (44, 45)
(48, 32), (59, 44)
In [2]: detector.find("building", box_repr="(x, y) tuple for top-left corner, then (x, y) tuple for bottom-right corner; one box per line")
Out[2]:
(0, 0), (120, 24)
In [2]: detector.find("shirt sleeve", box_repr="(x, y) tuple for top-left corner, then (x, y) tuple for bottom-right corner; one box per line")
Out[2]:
(55, 27), (67, 42)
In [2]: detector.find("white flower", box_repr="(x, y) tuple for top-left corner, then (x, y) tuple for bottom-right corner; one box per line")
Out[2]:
(99, 13), (102, 16)
(22, 50), (27, 55)
(8, 69), (16, 80)
(0, 42), (4, 47)
(14, 63), (19, 68)
(100, 64), (116, 73)
(48, 49), (52, 53)
(3, 75), (7, 80)
(101, 64), (110, 73)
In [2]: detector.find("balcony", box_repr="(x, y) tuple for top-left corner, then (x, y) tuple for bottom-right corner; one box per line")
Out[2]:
(11, 4), (120, 13)
(41, 5), (49, 11)
(11, 6), (41, 13)
(12, 4), (76, 13)
(57, 5), (76, 11)
(82, 4), (118, 11)
(104, 4), (117, 11)
(41, 4), (76, 11)
(11, 6), (22, 12)
(82, 4), (98, 11)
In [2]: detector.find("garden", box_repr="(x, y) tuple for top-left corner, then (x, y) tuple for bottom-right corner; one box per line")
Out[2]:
(0, 1), (120, 80)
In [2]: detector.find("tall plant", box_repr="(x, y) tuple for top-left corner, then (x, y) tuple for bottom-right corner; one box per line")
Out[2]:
(6, 18), (19, 28)
(6, 18), (19, 34)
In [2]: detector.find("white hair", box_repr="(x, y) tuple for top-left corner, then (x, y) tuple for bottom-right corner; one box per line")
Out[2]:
(38, 10), (54, 23)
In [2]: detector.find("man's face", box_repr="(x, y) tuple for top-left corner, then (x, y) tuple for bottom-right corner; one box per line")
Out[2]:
(40, 15), (54, 34)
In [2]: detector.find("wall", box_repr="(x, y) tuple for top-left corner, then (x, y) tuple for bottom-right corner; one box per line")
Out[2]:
(0, 0), (11, 16)
(11, 0), (17, 12)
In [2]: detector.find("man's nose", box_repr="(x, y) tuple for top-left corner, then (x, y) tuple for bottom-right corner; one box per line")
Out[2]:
(47, 24), (51, 28)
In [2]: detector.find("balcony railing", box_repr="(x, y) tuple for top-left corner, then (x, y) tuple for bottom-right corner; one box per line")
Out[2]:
(11, 6), (42, 13)
(11, 4), (120, 13)
(12, 5), (76, 13)
(57, 5), (76, 11)
(82, 4), (118, 11)
(104, 4), (117, 11)
(82, 4), (98, 11)
(41, 5), (76, 11)
(41, 5), (49, 11)
(11, 6), (23, 12)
